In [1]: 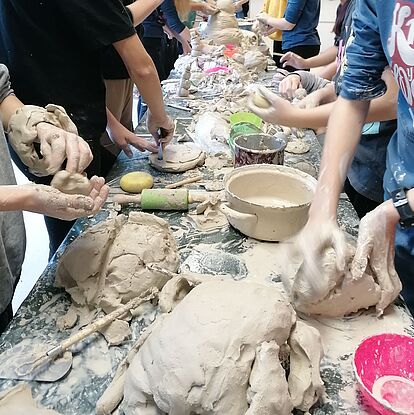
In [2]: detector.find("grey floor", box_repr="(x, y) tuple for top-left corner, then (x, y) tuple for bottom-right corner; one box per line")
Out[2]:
(12, 0), (338, 312)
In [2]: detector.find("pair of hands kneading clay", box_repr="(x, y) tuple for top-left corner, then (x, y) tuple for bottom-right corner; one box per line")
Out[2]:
(7, 104), (109, 218)
(284, 207), (402, 317)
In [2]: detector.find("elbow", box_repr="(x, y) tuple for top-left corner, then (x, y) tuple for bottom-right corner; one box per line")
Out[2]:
(283, 19), (296, 30)
(129, 61), (157, 80)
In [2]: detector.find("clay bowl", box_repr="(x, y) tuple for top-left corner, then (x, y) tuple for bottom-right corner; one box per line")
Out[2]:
(222, 164), (317, 241)
(353, 333), (414, 415)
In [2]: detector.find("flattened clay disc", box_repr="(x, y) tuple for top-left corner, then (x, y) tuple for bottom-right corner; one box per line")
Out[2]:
(285, 139), (310, 154)
(149, 143), (206, 173)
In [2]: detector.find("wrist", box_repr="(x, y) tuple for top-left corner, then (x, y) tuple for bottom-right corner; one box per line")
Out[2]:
(0, 184), (34, 212)
(389, 187), (414, 228)
(407, 188), (414, 211)
(382, 198), (400, 225)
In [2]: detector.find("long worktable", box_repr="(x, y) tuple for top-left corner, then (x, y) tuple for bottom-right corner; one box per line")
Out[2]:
(0, 69), (413, 414)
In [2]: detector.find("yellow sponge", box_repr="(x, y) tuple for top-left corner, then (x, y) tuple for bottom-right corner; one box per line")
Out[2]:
(120, 171), (154, 193)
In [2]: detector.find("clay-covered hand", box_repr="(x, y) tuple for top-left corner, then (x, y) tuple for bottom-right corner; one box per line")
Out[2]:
(146, 112), (175, 146)
(200, 2), (218, 15)
(36, 122), (93, 175)
(233, 0), (242, 11)
(280, 51), (308, 70)
(26, 176), (109, 221)
(108, 121), (158, 157)
(289, 219), (348, 302)
(247, 86), (293, 125)
(256, 12), (271, 26)
(295, 89), (322, 109)
(252, 20), (260, 33)
(351, 201), (402, 314)
(278, 74), (301, 99)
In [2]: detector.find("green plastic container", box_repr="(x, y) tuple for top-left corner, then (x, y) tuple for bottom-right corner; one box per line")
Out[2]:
(229, 112), (262, 128)
(229, 122), (262, 154)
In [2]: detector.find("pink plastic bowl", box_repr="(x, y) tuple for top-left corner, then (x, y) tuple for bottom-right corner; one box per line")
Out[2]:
(353, 334), (414, 415)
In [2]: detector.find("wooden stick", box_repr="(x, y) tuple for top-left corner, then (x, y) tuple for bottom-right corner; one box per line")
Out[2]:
(18, 289), (158, 376)
(166, 175), (203, 189)
(273, 52), (285, 57)
(111, 194), (142, 205)
(61, 289), (157, 351)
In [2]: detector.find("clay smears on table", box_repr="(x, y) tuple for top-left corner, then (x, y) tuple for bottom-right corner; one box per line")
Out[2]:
(0, 384), (62, 415)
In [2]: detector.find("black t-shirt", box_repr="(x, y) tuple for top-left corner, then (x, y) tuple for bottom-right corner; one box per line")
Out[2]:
(0, 0), (136, 147)
(102, 24), (144, 80)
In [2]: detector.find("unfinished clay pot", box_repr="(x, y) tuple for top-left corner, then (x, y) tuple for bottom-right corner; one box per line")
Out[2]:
(222, 165), (317, 241)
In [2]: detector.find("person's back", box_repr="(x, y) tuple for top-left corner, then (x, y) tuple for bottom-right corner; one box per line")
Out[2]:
(0, 0), (135, 175)
(334, 0), (397, 217)
(0, 0), (136, 255)
(282, 0), (321, 51)
(337, 0), (414, 311)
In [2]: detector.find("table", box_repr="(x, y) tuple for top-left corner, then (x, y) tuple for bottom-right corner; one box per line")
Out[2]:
(0, 72), (413, 415)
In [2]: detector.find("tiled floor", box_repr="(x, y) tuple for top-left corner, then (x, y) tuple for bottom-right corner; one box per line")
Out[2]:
(11, 0), (339, 312)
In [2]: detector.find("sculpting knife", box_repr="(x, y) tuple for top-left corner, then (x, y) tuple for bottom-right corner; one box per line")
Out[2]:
(157, 127), (169, 160)
(166, 103), (192, 112)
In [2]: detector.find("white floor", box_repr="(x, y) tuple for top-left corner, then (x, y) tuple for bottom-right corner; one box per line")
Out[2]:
(11, 0), (338, 313)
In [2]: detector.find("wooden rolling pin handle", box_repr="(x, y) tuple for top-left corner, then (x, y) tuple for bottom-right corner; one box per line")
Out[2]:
(166, 175), (203, 189)
(112, 194), (142, 205)
(60, 289), (157, 351)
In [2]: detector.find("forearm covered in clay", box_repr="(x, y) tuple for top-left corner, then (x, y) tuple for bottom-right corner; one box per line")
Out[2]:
(293, 71), (330, 94)
(0, 185), (31, 212)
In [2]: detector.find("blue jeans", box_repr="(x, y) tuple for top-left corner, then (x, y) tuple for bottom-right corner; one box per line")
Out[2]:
(236, 10), (244, 18)
(394, 226), (414, 316)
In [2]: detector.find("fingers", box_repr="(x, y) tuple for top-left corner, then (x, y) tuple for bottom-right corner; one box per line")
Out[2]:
(332, 229), (347, 273)
(88, 176), (106, 199)
(122, 144), (134, 158)
(350, 235), (372, 280)
(77, 137), (93, 172)
(159, 116), (175, 145)
(128, 134), (159, 153)
(84, 176), (109, 215)
(146, 141), (159, 153)
(64, 133), (81, 173)
(247, 95), (271, 120)
(257, 85), (278, 103)
(278, 76), (300, 99)
(280, 52), (291, 64)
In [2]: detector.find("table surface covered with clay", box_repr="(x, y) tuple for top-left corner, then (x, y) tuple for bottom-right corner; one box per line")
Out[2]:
(1, 77), (413, 415)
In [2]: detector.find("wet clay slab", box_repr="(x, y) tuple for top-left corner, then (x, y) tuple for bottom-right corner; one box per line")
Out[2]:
(149, 143), (206, 173)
